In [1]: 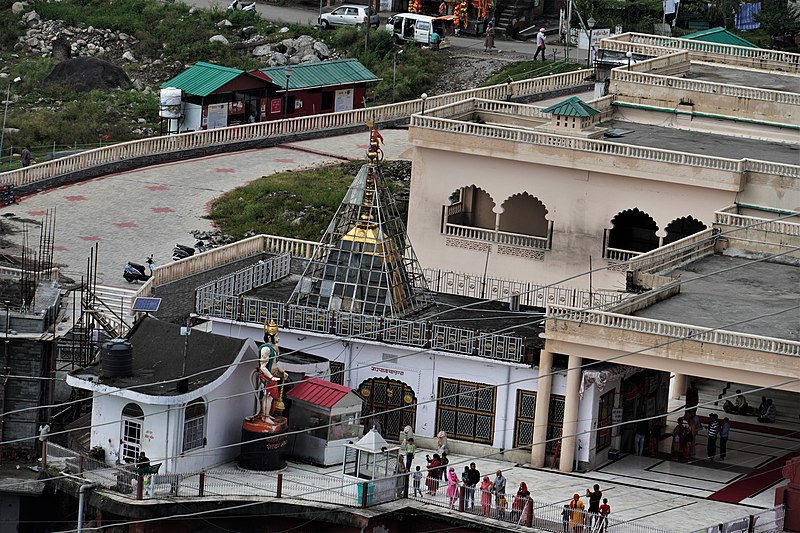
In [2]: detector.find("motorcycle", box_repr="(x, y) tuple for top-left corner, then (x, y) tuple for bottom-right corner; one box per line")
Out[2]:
(123, 255), (154, 283)
(172, 241), (207, 262)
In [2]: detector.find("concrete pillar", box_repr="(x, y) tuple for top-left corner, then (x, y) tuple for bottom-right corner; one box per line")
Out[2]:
(530, 350), (553, 468)
(559, 355), (582, 473)
(671, 373), (686, 400)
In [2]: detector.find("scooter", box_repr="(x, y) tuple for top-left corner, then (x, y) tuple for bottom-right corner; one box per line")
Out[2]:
(123, 255), (154, 283)
(172, 241), (207, 261)
(227, 0), (255, 10)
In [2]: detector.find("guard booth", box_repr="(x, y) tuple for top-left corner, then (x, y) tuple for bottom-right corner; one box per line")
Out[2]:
(285, 378), (364, 466)
(342, 429), (400, 505)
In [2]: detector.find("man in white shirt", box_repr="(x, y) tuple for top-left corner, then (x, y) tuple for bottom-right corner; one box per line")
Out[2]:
(534, 28), (546, 61)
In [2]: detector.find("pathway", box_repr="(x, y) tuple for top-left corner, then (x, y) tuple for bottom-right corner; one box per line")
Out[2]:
(0, 129), (412, 287)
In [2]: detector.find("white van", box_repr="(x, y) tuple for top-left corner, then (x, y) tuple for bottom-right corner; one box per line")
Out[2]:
(386, 13), (452, 47)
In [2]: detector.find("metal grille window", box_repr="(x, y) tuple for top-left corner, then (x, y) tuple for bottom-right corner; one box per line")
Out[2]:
(513, 391), (565, 453)
(329, 361), (345, 385)
(596, 389), (614, 452)
(182, 399), (206, 453)
(436, 378), (496, 445)
(120, 403), (144, 462)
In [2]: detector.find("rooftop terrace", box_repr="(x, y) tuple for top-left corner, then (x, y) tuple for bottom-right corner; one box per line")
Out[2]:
(633, 255), (800, 342)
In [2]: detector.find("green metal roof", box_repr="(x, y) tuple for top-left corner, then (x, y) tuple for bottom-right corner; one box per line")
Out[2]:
(683, 27), (758, 48)
(542, 97), (600, 117)
(259, 59), (379, 91)
(161, 62), (246, 97)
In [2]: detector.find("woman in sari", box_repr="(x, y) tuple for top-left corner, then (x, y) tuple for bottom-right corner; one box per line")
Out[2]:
(480, 476), (493, 516)
(446, 467), (460, 509)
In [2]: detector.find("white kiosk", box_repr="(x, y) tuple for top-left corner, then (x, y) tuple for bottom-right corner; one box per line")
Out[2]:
(342, 429), (401, 505)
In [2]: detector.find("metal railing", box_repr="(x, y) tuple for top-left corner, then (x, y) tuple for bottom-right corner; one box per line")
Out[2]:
(195, 292), (526, 362)
(195, 253), (291, 298)
(423, 267), (625, 310)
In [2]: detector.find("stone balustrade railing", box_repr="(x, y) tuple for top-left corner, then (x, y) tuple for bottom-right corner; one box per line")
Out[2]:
(714, 211), (800, 236)
(626, 228), (717, 274)
(0, 70), (591, 189)
(547, 304), (800, 356)
(612, 69), (800, 105)
(411, 114), (758, 174)
(603, 33), (800, 70)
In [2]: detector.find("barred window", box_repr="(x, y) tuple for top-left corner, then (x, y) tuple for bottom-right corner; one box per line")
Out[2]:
(182, 399), (206, 453)
(329, 361), (345, 386)
(436, 378), (496, 445)
(513, 390), (565, 453)
(596, 389), (615, 452)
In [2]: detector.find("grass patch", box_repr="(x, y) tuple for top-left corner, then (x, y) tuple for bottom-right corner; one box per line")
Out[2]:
(209, 162), (363, 240)
(481, 61), (585, 87)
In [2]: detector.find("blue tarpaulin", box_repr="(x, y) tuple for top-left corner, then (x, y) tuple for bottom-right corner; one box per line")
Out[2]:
(736, 2), (761, 31)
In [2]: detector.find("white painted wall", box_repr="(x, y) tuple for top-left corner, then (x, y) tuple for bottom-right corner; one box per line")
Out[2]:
(87, 342), (260, 473)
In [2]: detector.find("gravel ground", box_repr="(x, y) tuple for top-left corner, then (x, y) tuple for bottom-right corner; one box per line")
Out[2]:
(430, 46), (530, 94)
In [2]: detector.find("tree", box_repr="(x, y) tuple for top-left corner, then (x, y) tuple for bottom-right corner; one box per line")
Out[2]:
(756, 0), (800, 49)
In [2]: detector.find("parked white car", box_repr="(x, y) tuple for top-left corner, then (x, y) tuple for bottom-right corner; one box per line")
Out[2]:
(319, 4), (380, 29)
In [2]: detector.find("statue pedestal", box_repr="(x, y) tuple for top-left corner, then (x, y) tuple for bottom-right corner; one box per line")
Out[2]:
(239, 416), (289, 471)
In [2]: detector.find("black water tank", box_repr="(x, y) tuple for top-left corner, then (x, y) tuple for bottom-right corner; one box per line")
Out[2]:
(101, 339), (133, 378)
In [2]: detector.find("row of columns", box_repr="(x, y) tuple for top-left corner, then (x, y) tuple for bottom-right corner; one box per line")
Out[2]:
(530, 351), (583, 472)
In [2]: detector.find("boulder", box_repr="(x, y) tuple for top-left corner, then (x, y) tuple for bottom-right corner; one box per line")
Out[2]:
(11, 2), (27, 15)
(23, 10), (40, 24)
(209, 34), (229, 45)
(216, 19), (233, 28)
(252, 44), (272, 57)
(300, 54), (320, 63)
(241, 26), (258, 36)
(312, 41), (331, 58)
(122, 51), (137, 62)
(41, 57), (131, 92)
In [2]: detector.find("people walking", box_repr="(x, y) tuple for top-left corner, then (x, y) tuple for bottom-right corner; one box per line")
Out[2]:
(21, 145), (32, 167)
(446, 467), (460, 510)
(707, 413), (720, 460)
(466, 462), (480, 509)
(480, 476), (493, 516)
(412, 465), (423, 497)
(404, 437), (416, 471)
(649, 420), (661, 457)
(533, 27), (546, 61)
(720, 417), (731, 460)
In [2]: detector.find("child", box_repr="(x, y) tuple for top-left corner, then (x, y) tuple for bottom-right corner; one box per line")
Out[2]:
(412, 465), (423, 497)
(561, 504), (571, 533)
(598, 498), (611, 532)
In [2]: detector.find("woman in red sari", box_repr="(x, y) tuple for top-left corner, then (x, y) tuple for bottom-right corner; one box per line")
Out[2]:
(426, 454), (442, 495)
(480, 476), (493, 516)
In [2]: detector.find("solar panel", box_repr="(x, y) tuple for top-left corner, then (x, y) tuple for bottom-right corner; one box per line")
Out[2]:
(132, 297), (162, 313)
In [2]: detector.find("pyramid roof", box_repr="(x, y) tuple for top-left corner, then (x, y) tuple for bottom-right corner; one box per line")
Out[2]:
(542, 96), (600, 117)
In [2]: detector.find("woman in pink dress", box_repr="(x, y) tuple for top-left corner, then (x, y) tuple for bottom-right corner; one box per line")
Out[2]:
(446, 467), (460, 509)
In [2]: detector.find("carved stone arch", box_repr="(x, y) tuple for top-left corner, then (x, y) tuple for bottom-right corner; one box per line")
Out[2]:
(608, 208), (659, 253)
(663, 215), (707, 245)
(499, 192), (550, 237)
(445, 185), (497, 230)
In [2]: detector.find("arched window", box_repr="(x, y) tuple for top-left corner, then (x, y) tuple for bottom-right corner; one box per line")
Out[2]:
(183, 398), (206, 452)
(499, 193), (549, 238)
(664, 216), (707, 245)
(607, 209), (659, 254)
(444, 185), (496, 230)
(120, 403), (144, 462)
